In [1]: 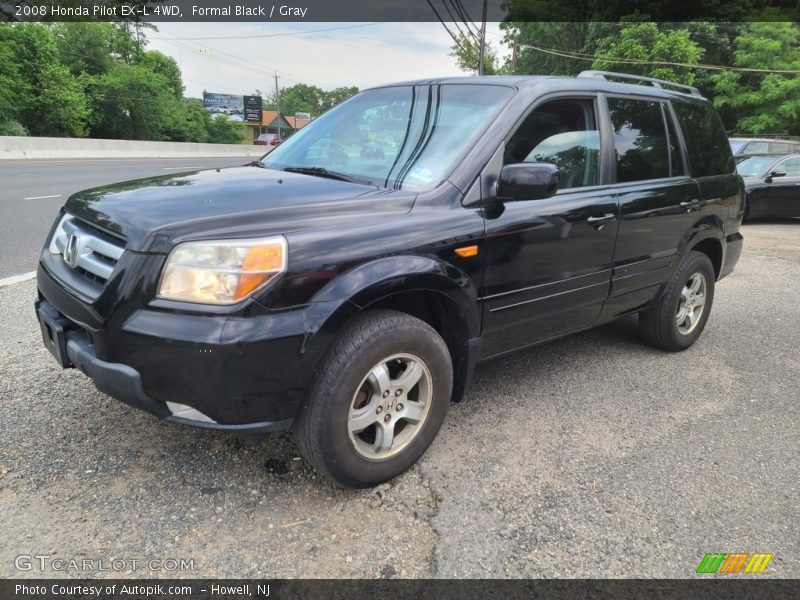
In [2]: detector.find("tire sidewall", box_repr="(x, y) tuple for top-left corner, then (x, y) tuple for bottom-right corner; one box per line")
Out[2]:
(667, 253), (716, 349)
(315, 319), (452, 487)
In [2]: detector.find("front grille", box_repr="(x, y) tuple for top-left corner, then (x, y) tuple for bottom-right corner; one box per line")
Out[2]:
(50, 214), (126, 287)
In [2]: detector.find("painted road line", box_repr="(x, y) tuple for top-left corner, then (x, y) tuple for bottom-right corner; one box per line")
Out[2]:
(0, 271), (36, 288)
(23, 194), (62, 200)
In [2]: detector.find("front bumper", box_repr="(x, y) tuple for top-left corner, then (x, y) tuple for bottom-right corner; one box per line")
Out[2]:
(35, 258), (355, 433)
(36, 297), (293, 434)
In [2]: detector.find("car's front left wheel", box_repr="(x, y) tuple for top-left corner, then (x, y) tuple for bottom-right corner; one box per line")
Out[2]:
(293, 309), (452, 488)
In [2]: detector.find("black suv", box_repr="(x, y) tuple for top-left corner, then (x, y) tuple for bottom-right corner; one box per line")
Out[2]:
(36, 72), (744, 487)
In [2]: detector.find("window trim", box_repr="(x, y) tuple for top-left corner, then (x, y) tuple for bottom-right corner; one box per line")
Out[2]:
(664, 100), (691, 177)
(500, 92), (613, 194)
(603, 93), (686, 185)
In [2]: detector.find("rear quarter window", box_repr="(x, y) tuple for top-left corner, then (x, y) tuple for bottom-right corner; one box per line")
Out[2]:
(672, 101), (735, 177)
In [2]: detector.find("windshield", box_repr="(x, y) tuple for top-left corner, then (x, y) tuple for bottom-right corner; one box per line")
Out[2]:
(736, 155), (778, 177)
(261, 84), (514, 190)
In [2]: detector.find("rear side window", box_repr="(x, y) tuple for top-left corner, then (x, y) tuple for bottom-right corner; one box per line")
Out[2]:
(745, 141), (769, 154)
(607, 98), (670, 182)
(729, 139), (747, 153)
(770, 142), (790, 154)
(672, 101), (735, 177)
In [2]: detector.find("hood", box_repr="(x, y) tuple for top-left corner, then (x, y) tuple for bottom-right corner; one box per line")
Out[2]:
(65, 165), (415, 253)
(741, 175), (765, 189)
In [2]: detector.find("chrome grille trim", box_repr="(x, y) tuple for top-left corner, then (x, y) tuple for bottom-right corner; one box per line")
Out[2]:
(49, 214), (125, 284)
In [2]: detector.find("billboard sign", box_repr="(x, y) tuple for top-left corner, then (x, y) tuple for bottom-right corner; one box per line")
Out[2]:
(203, 92), (262, 123)
(243, 95), (263, 122)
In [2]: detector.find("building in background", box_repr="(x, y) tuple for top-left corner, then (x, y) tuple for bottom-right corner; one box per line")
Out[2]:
(202, 92), (315, 142)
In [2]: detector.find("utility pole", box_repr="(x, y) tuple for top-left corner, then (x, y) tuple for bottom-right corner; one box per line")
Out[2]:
(478, 0), (487, 76)
(274, 71), (281, 138)
(511, 41), (518, 74)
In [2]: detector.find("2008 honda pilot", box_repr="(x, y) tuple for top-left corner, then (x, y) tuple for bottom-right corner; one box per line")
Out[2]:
(36, 72), (744, 487)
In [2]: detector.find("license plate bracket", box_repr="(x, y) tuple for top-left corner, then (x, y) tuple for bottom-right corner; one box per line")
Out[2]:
(36, 302), (72, 368)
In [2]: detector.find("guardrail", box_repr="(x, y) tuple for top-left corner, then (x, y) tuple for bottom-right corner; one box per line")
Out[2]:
(0, 136), (268, 160)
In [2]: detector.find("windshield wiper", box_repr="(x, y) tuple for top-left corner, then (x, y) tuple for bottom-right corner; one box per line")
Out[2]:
(282, 166), (364, 184)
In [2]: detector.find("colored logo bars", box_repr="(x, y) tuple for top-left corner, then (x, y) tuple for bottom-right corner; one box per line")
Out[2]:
(696, 552), (774, 574)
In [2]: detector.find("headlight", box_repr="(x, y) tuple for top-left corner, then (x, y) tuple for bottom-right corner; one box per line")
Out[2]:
(157, 236), (287, 305)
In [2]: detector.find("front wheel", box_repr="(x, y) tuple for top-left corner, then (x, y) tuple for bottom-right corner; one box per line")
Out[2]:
(639, 251), (716, 352)
(293, 310), (452, 488)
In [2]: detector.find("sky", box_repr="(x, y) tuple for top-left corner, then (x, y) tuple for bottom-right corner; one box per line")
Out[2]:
(146, 22), (508, 99)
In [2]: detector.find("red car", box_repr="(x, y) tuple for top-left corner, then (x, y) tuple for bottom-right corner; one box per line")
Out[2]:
(254, 133), (283, 146)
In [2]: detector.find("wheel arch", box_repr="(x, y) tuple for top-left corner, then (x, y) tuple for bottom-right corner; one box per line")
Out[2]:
(678, 217), (725, 281)
(303, 255), (481, 404)
(690, 236), (723, 280)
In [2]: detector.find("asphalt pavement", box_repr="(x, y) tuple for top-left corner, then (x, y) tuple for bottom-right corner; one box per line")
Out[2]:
(0, 221), (797, 578)
(0, 157), (252, 279)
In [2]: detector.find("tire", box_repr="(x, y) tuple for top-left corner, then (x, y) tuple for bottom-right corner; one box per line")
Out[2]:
(639, 251), (716, 352)
(293, 309), (453, 488)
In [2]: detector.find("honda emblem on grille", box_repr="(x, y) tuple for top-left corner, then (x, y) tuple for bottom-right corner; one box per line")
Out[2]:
(64, 233), (80, 267)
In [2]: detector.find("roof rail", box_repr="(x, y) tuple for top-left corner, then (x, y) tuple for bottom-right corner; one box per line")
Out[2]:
(577, 70), (702, 97)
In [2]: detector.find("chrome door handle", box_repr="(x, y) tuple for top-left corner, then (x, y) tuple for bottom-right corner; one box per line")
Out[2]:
(587, 213), (616, 229)
(680, 199), (701, 212)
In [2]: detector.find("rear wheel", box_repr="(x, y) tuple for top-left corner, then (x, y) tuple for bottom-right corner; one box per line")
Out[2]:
(293, 310), (452, 488)
(639, 251), (716, 352)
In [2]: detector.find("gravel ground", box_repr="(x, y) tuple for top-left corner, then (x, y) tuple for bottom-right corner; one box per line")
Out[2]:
(0, 221), (797, 579)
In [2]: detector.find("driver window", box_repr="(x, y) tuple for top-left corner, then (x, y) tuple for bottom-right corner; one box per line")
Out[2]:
(504, 99), (600, 190)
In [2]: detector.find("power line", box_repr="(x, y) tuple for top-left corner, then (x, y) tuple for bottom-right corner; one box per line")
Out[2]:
(519, 43), (800, 75)
(440, 1), (478, 45)
(154, 33), (331, 89)
(153, 25), (344, 88)
(426, 0), (470, 56)
(450, 0), (482, 38)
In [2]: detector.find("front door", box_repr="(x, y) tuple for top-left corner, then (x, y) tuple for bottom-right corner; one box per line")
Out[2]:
(767, 156), (800, 217)
(480, 96), (618, 358)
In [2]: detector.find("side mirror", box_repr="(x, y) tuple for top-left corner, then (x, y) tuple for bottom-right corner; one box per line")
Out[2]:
(766, 170), (787, 182)
(497, 162), (559, 201)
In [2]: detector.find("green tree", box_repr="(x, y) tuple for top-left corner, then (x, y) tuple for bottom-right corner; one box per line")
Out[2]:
(449, 33), (500, 75)
(0, 25), (21, 128)
(52, 22), (118, 76)
(163, 98), (209, 143)
(323, 86), (359, 111)
(500, 22), (615, 76)
(86, 57), (180, 140)
(278, 84), (358, 117)
(712, 21), (800, 136)
(592, 22), (704, 86)
(5, 23), (88, 136)
(206, 114), (245, 144)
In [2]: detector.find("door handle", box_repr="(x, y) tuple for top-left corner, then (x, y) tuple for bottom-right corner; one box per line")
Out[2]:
(680, 199), (702, 212)
(587, 213), (616, 229)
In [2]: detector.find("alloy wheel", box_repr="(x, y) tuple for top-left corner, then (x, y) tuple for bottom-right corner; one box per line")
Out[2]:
(347, 353), (432, 460)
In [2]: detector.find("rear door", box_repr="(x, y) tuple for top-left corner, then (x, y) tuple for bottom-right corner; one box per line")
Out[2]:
(600, 95), (701, 319)
(480, 95), (619, 357)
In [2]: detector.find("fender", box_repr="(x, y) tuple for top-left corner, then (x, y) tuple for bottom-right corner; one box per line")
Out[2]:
(652, 216), (724, 306)
(677, 215), (725, 274)
(310, 254), (480, 336)
(294, 255), (482, 403)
